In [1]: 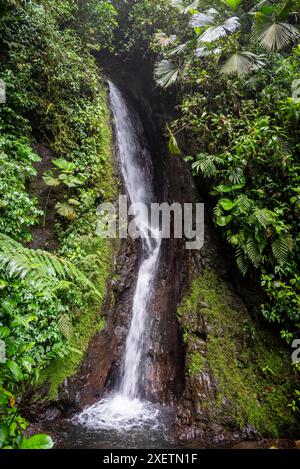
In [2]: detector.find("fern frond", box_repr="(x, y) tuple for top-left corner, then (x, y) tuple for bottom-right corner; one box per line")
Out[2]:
(227, 167), (245, 185)
(0, 234), (101, 300)
(245, 237), (262, 267)
(192, 153), (221, 177)
(236, 195), (254, 214)
(58, 314), (74, 340)
(252, 208), (274, 229)
(236, 248), (250, 276)
(272, 235), (294, 265)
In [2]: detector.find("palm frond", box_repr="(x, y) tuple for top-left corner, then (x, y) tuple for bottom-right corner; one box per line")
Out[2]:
(169, 42), (189, 56)
(278, 0), (300, 21)
(195, 46), (222, 57)
(154, 60), (180, 88)
(171, 0), (200, 14)
(253, 16), (300, 50)
(221, 51), (265, 76)
(189, 12), (216, 28)
(197, 17), (240, 43)
(154, 32), (177, 48)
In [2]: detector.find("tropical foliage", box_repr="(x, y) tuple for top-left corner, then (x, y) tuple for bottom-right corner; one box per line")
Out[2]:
(1, 0), (300, 450)
(0, 0), (116, 449)
(152, 0), (300, 342)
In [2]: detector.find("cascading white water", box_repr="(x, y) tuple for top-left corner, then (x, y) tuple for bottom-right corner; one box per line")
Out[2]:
(110, 82), (161, 400)
(76, 82), (162, 431)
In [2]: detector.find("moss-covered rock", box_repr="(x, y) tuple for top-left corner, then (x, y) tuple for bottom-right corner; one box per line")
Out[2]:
(176, 267), (299, 441)
(33, 84), (117, 403)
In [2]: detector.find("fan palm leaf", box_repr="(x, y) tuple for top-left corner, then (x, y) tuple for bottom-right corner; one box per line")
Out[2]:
(195, 45), (222, 56)
(171, 0), (200, 14)
(253, 1), (300, 51)
(189, 12), (216, 28)
(154, 60), (180, 88)
(192, 16), (241, 43)
(221, 51), (265, 76)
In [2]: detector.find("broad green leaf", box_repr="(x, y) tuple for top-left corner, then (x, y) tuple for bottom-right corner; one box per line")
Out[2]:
(0, 326), (11, 339)
(6, 360), (23, 382)
(68, 198), (81, 206)
(216, 182), (245, 193)
(167, 126), (181, 156)
(221, 0), (242, 11)
(0, 280), (8, 290)
(216, 215), (233, 226)
(52, 159), (75, 173)
(0, 425), (9, 448)
(43, 173), (60, 187)
(219, 198), (237, 211)
(58, 174), (83, 188)
(56, 202), (76, 221)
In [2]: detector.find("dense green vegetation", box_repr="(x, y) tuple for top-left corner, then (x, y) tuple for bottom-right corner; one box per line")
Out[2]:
(151, 0), (300, 344)
(114, 0), (300, 346)
(0, 0), (299, 449)
(0, 0), (116, 448)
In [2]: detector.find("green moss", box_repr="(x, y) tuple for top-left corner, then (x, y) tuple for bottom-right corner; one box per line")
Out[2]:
(188, 351), (206, 377)
(178, 268), (299, 437)
(93, 84), (118, 202)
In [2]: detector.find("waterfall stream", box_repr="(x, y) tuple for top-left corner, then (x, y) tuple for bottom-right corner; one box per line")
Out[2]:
(73, 82), (169, 442)
(110, 81), (161, 400)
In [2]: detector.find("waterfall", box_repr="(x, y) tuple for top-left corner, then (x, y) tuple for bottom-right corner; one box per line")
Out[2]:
(76, 82), (163, 430)
(109, 82), (161, 400)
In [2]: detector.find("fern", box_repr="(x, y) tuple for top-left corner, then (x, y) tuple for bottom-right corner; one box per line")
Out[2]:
(235, 195), (254, 214)
(245, 237), (262, 266)
(252, 208), (274, 229)
(236, 248), (250, 276)
(227, 167), (245, 185)
(272, 235), (294, 265)
(192, 153), (222, 177)
(0, 234), (101, 300)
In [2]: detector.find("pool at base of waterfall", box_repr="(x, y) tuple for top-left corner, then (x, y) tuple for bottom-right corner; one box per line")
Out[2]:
(46, 395), (174, 449)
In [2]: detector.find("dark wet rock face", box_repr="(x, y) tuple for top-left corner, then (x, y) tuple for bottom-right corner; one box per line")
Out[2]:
(63, 237), (140, 410)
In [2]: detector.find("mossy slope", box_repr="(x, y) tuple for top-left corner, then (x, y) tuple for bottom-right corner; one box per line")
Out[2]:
(38, 86), (117, 401)
(178, 268), (298, 437)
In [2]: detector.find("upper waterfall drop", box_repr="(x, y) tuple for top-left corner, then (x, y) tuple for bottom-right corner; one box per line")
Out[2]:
(76, 81), (163, 429)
